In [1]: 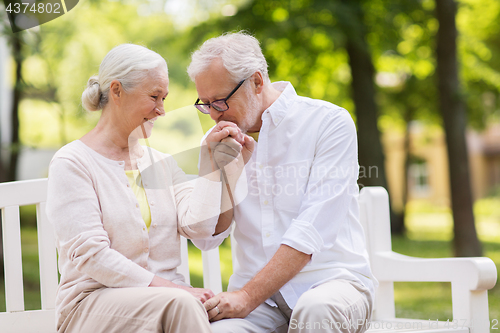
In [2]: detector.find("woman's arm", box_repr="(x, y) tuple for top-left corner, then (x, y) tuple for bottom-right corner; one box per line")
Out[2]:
(174, 122), (246, 239)
(47, 157), (155, 288)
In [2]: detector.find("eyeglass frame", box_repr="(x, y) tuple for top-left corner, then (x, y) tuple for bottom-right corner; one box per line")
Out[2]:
(194, 78), (246, 114)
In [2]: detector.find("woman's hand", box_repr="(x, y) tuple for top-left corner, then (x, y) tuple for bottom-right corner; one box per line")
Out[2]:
(199, 121), (244, 177)
(215, 135), (254, 176)
(181, 287), (215, 303)
(149, 275), (214, 303)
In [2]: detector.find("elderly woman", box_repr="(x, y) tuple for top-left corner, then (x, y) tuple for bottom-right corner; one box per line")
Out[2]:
(46, 44), (252, 333)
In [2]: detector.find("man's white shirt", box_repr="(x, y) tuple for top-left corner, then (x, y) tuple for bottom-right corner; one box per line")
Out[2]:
(193, 82), (377, 309)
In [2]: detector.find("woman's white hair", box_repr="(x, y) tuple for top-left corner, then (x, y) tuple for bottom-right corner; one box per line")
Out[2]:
(187, 32), (269, 84)
(82, 44), (168, 112)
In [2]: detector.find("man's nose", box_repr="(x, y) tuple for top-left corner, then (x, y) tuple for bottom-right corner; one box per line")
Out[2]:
(209, 108), (223, 122)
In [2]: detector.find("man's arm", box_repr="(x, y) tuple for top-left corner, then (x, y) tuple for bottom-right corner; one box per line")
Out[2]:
(204, 244), (311, 320)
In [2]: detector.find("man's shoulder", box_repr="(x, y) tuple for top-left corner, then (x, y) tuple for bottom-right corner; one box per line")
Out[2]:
(291, 95), (353, 124)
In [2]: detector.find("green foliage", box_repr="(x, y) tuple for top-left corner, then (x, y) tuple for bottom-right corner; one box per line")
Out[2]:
(12, 0), (206, 150)
(3, 0), (498, 152)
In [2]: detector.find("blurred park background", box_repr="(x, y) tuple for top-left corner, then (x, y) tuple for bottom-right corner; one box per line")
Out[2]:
(0, 0), (499, 324)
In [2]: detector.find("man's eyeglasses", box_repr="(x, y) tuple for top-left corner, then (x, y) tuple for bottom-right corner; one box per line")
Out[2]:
(194, 79), (246, 114)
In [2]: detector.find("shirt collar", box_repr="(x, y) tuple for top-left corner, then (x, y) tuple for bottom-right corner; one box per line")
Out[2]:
(262, 81), (297, 127)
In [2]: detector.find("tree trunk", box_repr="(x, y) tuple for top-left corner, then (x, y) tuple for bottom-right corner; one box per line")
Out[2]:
(435, 0), (482, 257)
(341, 0), (401, 233)
(8, 32), (22, 182)
(398, 106), (414, 235)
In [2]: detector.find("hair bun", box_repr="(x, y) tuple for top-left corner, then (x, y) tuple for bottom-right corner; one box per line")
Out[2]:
(81, 76), (102, 111)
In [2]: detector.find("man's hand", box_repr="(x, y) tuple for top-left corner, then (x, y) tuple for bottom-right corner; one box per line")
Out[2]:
(203, 290), (256, 321)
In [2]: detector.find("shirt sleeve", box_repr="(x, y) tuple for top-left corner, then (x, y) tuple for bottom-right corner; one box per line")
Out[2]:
(190, 224), (232, 251)
(188, 125), (233, 250)
(281, 109), (359, 256)
(168, 157), (223, 240)
(46, 157), (155, 288)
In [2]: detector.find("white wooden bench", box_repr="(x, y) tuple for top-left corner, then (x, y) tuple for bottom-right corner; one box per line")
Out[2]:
(0, 178), (497, 333)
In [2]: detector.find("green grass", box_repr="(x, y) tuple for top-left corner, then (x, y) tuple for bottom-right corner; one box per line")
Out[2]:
(1, 205), (499, 328)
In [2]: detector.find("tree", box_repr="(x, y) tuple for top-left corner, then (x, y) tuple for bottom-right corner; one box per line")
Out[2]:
(0, 21), (24, 182)
(7, 31), (22, 182)
(435, 0), (482, 257)
(336, 0), (401, 232)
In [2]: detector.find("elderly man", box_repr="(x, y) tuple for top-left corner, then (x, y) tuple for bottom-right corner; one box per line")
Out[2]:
(189, 32), (377, 333)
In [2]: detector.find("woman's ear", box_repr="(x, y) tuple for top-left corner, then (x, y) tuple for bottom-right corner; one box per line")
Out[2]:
(109, 80), (122, 105)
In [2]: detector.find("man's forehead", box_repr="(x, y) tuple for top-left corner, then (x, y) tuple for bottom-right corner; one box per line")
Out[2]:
(195, 60), (232, 98)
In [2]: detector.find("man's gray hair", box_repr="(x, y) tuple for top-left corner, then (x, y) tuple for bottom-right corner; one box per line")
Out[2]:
(82, 44), (168, 112)
(187, 32), (269, 84)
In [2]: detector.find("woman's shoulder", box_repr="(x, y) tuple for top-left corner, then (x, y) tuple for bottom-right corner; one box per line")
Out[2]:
(50, 140), (103, 171)
(52, 140), (88, 160)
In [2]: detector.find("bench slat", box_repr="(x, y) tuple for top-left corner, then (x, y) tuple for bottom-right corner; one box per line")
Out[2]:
(178, 236), (190, 285)
(0, 179), (48, 208)
(37, 201), (58, 310)
(1, 205), (25, 312)
(202, 248), (222, 294)
(0, 309), (55, 332)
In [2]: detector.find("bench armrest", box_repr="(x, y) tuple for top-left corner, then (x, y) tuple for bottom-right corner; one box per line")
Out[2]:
(372, 251), (497, 290)
(372, 250), (497, 332)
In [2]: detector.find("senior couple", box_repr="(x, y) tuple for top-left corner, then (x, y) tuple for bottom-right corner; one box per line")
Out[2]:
(46, 32), (377, 333)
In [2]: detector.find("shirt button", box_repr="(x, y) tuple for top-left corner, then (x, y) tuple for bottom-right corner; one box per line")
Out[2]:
(143, 227), (146, 231)
(144, 247), (149, 253)
(153, 224), (157, 228)
(150, 202), (155, 206)
(144, 183), (148, 187)
(126, 183), (130, 187)
(136, 203), (139, 208)
(119, 162), (124, 166)
(259, 164), (263, 169)
(266, 233), (271, 238)
(263, 200), (269, 205)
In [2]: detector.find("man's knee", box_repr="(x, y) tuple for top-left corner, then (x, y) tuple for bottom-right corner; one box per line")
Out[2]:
(291, 282), (371, 333)
(210, 318), (247, 333)
(293, 290), (334, 318)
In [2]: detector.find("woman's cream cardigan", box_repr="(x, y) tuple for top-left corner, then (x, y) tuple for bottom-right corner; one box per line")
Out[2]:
(46, 140), (222, 328)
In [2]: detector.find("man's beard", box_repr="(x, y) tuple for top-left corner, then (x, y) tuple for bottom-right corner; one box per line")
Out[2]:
(239, 89), (261, 134)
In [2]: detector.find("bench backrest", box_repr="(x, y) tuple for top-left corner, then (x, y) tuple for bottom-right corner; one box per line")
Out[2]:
(0, 179), (58, 332)
(2, 178), (495, 333)
(0, 179), (385, 332)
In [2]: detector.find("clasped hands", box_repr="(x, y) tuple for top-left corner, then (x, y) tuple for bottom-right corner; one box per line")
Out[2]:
(200, 121), (254, 178)
(203, 289), (256, 322)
